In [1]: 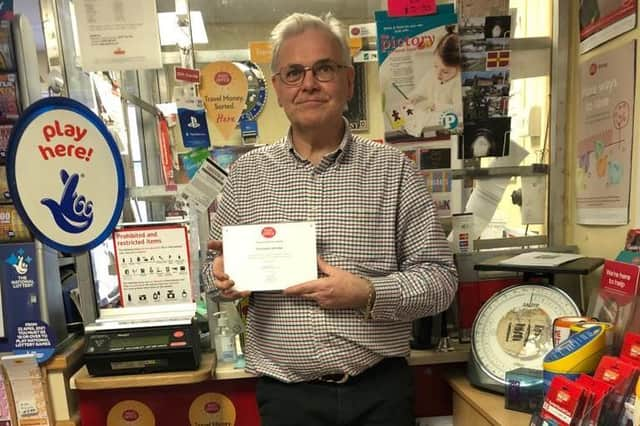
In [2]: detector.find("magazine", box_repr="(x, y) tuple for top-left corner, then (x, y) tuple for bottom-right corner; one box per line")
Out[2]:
(375, 4), (463, 144)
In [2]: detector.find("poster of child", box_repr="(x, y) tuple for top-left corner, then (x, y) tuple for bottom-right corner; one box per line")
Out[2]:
(407, 26), (462, 131)
(376, 5), (463, 143)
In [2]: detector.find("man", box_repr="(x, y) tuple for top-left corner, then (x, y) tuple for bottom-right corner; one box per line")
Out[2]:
(208, 12), (457, 426)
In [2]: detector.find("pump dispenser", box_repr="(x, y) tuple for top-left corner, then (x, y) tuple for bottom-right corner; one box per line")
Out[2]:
(213, 311), (237, 363)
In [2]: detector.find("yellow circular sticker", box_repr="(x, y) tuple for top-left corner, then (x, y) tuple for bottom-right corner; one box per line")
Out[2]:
(107, 400), (155, 426)
(189, 392), (236, 426)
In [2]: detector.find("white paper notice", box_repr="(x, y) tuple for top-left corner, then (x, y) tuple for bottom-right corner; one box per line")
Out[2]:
(74, 0), (162, 71)
(113, 225), (193, 307)
(179, 158), (227, 212)
(223, 222), (317, 292)
(522, 175), (546, 224)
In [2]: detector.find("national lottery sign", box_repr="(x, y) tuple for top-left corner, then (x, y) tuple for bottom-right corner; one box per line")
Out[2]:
(7, 97), (125, 253)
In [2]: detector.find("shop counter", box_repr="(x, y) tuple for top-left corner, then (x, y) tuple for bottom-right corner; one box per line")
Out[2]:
(447, 369), (531, 426)
(45, 336), (85, 426)
(70, 344), (470, 425)
(213, 342), (471, 380)
(70, 352), (216, 390)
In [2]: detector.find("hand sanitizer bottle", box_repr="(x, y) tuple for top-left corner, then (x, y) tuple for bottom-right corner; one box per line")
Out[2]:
(214, 312), (237, 363)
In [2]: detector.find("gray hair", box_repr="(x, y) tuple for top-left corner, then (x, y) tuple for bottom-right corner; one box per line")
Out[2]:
(270, 12), (351, 73)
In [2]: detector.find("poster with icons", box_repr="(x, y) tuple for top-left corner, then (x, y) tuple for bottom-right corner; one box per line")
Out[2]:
(576, 40), (636, 225)
(113, 224), (193, 307)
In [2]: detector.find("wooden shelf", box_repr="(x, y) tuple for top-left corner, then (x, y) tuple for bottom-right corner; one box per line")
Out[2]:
(72, 344), (470, 388)
(451, 164), (548, 180)
(408, 343), (470, 366)
(447, 369), (531, 426)
(70, 353), (216, 390)
(45, 336), (85, 372)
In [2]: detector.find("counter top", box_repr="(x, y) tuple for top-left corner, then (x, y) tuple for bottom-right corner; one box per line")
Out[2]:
(447, 369), (531, 426)
(72, 344), (470, 389)
(45, 336), (85, 372)
(70, 353), (216, 390)
(217, 343), (470, 379)
(408, 342), (469, 366)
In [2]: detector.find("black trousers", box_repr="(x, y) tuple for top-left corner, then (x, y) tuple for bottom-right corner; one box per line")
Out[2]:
(255, 357), (415, 426)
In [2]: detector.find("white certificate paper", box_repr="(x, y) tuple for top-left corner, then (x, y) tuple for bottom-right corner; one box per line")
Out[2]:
(222, 222), (317, 292)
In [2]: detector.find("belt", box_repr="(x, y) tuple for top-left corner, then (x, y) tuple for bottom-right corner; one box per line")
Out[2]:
(312, 357), (404, 385)
(315, 372), (350, 384)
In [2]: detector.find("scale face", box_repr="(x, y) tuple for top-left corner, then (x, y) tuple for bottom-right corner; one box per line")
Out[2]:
(470, 284), (580, 392)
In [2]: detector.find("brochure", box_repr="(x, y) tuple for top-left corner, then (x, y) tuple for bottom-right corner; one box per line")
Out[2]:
(375, 4), (463, 143)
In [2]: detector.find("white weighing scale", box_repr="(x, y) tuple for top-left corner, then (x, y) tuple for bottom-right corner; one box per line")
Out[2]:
(468, 284), (580, 393)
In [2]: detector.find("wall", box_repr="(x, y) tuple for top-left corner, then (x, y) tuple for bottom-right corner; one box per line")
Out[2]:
(565, 3), (639, 291)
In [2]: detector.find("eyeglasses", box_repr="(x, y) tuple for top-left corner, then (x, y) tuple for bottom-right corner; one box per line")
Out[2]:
(274, 60), (349, 86)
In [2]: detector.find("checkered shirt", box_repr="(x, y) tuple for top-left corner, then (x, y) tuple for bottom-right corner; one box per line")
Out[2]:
(209, 125), (458, 382)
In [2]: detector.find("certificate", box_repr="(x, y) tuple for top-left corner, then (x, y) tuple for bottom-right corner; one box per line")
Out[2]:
(222, 222), (317, 292)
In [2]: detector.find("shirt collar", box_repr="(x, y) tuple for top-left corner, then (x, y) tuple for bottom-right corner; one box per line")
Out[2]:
(285, 117), (352, 164)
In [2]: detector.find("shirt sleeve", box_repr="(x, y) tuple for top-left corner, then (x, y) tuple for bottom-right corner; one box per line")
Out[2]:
(369, 158), (458, 321)
(209, 170), (239, 240)
(201, 170), (239, 293)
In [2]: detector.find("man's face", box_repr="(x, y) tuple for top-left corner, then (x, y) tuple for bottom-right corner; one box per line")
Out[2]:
(272, 29), (354, 131)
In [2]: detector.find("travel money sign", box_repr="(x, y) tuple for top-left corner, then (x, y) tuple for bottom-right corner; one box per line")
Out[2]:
(7, 97), (125, 253)
(200, 61), (248, 140)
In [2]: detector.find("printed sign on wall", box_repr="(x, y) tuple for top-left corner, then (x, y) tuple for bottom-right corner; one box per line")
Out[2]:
(200, 62), (248, 140)
(113, 224), (193, 307)
(74, 0), (162, 70)
(7, 97), (125, 253)
(576, 41), (636, 225)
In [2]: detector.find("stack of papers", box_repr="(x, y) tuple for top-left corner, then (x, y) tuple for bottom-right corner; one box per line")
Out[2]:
(498, 252), (584, 267)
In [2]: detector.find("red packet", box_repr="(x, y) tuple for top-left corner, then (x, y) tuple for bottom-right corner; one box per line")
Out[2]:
(387, 0), (436, 17)
(540, 376), (586, 426)
(593, 356), (639, 424)
(576, 374), (613, 424)
(621, 332), (640, 366)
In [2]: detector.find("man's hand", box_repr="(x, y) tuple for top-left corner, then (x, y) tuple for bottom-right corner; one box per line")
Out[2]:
(283, 257), (370, 309)
(207, 239), (250, 300)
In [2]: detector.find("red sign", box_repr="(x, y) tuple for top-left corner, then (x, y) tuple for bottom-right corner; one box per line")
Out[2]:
(175, 67), (201, 83)
(600, 259), (640, 296)
(387, 0), (436, 17)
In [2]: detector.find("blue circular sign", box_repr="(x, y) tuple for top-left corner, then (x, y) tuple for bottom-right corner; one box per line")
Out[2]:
(7, 97), (125, 253)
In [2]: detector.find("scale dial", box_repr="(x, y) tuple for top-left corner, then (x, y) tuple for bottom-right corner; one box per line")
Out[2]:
(471, 284), (580, 385)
